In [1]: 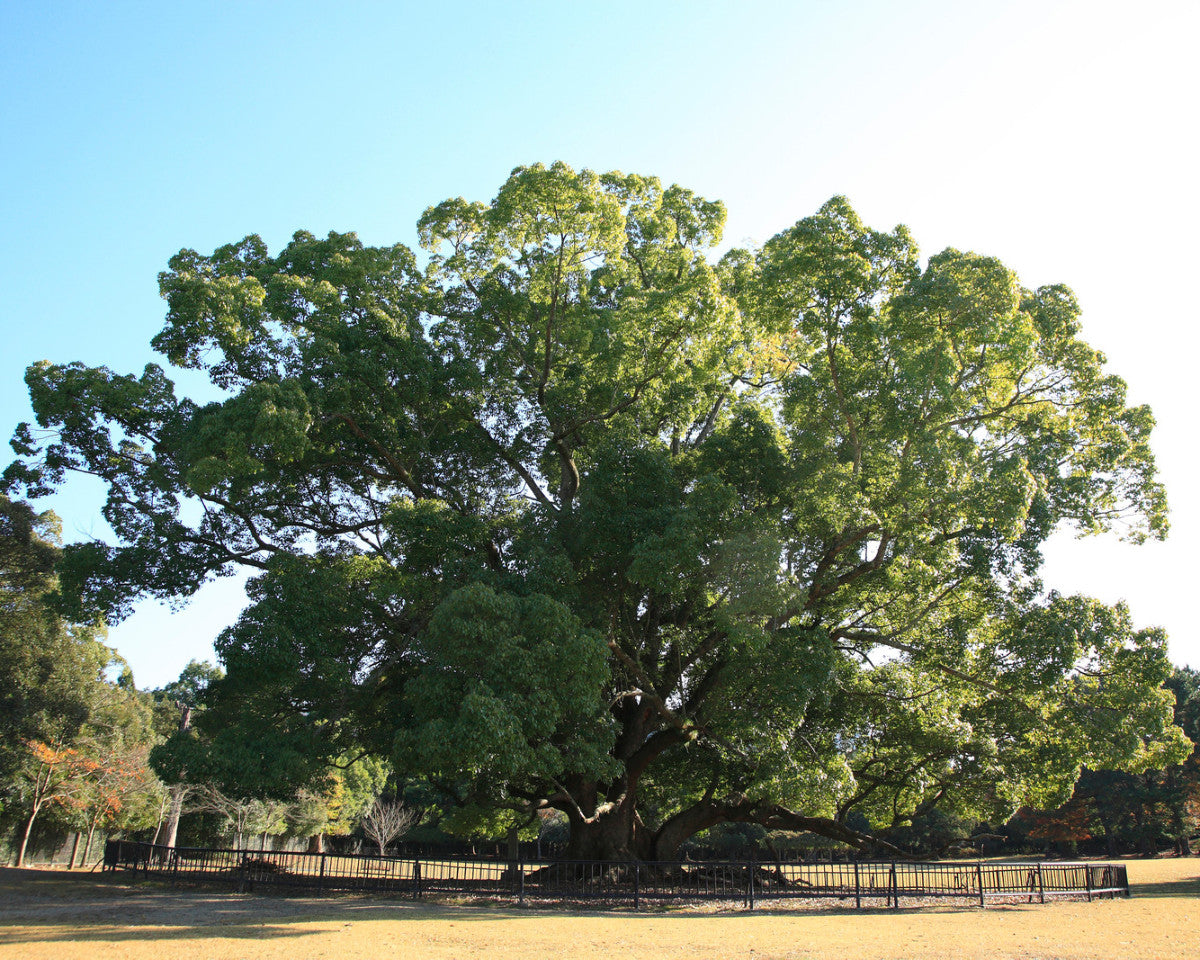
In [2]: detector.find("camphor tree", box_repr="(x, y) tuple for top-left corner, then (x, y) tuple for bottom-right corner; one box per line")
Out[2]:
(6, 163), (1190, 860)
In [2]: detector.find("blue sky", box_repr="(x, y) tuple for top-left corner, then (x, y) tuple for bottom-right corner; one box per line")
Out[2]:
(2, 0), (1197, 685)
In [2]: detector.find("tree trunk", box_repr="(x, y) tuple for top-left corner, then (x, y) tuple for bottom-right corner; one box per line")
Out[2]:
(69, 831), (82, 869)
(306, 833), (325, 854)
(150, 791), (170, 846)
(161, 785), (186, 850)
(160, 704), (192, 853)
(15, 802), (42, 868)
(506, 823), (520, 863)
(558, 715), (673, 861)
(82, 813), (101, 867)
(564, 792), (650, 860)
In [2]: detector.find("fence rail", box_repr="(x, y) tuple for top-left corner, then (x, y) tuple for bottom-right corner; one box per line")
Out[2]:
(102, 841), (1128, 909)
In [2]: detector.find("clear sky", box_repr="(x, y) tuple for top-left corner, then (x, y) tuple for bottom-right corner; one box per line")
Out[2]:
(2, 0), (1196, 686)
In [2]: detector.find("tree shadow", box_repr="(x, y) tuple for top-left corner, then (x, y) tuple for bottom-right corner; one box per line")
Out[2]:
(0, 868), (534, 946)
(1130, 874), (1200, 899)
(6, 863), (1195, 947)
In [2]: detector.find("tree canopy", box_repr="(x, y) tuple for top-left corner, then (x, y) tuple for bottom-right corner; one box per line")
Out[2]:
(6, 162), (1189, 858)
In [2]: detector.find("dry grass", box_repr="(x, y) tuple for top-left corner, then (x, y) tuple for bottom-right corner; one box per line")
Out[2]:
(1, 857), (1196, 960)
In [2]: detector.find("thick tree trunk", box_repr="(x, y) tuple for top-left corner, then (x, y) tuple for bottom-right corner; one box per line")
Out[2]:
(557, 704), (689, 860)
(564, 790), (650, 860)
(306, 833), (325, 854)
(565, 812), (644, 860)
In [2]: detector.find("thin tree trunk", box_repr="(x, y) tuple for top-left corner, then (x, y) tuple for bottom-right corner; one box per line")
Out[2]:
(69, 831), (82, 869)
(82, 812), (101, 866)
(15, 801), (42, 868)
(150, 791), (170, 846)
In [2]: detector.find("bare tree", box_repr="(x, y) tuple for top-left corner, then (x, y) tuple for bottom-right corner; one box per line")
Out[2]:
(360, 799), (417, 857)
(188, 784), (287, 850)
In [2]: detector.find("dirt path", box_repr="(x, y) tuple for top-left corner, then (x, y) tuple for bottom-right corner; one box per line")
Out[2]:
(1, 859), (1197, 960)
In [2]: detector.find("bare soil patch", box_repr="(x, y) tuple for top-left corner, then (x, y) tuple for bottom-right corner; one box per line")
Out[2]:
(1, 858), (1196, 960)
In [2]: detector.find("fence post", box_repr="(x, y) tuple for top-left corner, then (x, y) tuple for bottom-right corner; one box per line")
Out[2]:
(853, 861), (861, 910)
(634, 861), (640, 911)
(318, 852), (326, 891)
(889, 862), (897, 910)
(975, 861), (985, 909)
(748, 855), (756, 910)
(1036, 862), (1044, 904)
(1084, 864), (1093, 902)
(518, 854), (525, 905)
(413, 858), (422, 901)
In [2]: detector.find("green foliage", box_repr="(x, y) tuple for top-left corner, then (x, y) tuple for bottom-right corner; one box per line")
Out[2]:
(0, 498), (109, 767)
(0, 500), (165, 862)
(1, 496), (131, 823)
(395, 583), (615, 805)
(6, 164), (1185, 858)
(1019, 666), (1199, 856)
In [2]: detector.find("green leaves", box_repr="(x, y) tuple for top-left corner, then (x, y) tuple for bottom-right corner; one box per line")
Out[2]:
(4, 168), (1182, 855)
(396, 583), (616, 792)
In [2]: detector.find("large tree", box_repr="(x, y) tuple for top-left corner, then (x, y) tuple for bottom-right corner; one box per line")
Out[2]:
(6, 163), (1189, 859)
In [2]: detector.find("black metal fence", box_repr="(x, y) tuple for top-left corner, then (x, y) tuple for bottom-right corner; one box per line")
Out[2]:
(103, 840), (1128, 909)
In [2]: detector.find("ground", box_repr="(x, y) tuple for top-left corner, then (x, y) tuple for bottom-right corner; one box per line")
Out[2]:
(0, 858), (1196, 960)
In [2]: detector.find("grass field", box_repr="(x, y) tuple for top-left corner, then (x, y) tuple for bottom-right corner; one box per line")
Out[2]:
(1, 857), (1196, 960)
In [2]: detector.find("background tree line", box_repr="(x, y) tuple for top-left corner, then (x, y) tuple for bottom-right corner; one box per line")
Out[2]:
(0, 494), (417, 865)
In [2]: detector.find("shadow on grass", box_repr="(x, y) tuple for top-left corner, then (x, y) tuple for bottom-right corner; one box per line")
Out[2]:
(1130, 874), (1200, 899)
(6, 862), (1192, 946)
(0, 867), (518, 946)
(0, 866), (936, 946)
